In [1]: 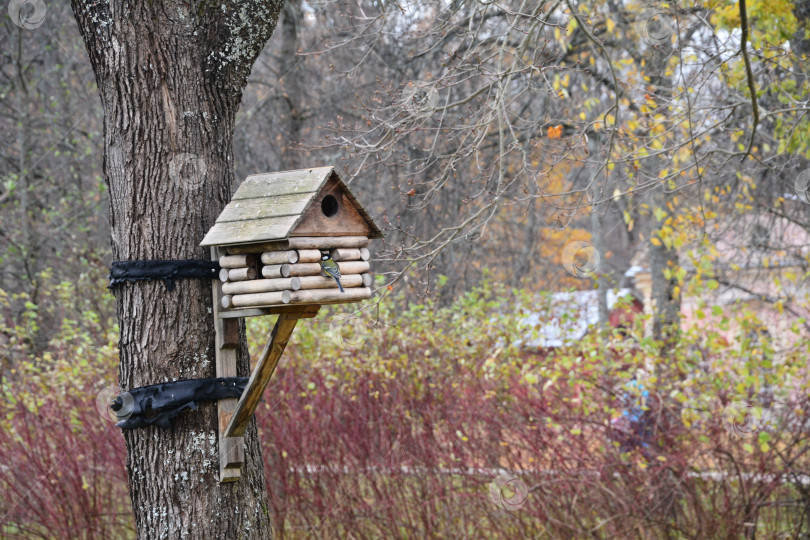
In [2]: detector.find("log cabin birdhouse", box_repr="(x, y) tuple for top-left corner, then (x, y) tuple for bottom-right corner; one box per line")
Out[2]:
(200, 166), (382, 482)
(201, 165), (382, 312)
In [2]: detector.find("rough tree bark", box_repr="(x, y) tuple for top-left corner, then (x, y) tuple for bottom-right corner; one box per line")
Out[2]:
(71, 1), (285, 537)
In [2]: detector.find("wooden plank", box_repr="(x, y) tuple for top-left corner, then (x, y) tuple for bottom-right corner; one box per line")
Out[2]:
(211, 247), (244, 482)
(292, 178), (373, 237)
(216, 313), (240, 350)
(225, 314), (300, 438)
(200, 215), (299, 247)
(219, 304), (321, 319)
(286, 236), (369, 250)
(225, 241), (289, 254)
(231, 168), (331, 200)
(225, 236), (372, 253)
(218, 305), (320, 319)
(216, 194), (311, 223)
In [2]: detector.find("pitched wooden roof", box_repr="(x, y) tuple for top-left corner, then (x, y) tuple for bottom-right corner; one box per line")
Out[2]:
(201, 166), (382, 247)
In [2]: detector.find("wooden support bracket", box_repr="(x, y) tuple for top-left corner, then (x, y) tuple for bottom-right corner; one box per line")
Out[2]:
(224, 313), (299, 438)
(213, 247), (321, 482)
(212, 247), (244, 482)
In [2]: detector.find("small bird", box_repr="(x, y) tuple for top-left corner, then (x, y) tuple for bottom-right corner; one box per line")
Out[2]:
(319, 253), (344, 292)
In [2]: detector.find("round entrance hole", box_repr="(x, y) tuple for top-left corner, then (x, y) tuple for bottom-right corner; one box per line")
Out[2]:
(321, 194), (339, 217)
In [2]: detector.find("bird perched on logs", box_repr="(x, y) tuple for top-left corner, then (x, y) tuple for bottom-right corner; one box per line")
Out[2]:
(319, 253), (344, 292)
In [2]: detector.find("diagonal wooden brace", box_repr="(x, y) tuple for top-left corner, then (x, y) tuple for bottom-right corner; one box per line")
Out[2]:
(224, 314), (299, 438)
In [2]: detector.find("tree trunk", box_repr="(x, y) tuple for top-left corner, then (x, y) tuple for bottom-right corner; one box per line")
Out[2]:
(71, 1), (285, 537)
(644, 35), (680, 349)
(279, 0), (303, 170)
(587, 134), (610, 327)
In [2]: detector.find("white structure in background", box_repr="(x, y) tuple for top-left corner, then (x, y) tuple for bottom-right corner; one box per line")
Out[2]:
(518, 288), (640, 349)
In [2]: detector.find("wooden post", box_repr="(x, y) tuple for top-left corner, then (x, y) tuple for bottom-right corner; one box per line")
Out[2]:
(211, 247), (244, 482)
(224, 313), (300, 438)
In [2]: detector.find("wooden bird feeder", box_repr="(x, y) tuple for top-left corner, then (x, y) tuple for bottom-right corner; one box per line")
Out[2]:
(200, 166), (382, 482)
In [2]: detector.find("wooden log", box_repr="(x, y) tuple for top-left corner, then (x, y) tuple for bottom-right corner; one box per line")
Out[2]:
(228, 267), (256, 281)
(297, 274), (365, 290)
(219, 268), (230, 283)
(330, 248), (364, 262)
(287, 236), (369, 250)
(230, 290), (291, 308)
(281, 263), (323, 277)
(362, 273), (373, 287)
(337, 260), (370, 275)
(221, 295), (234, 309)
(261, 264), (283, 278)
(296, 249), (322, 263)
(287, 287), (371, 305)
(219, 254), (256, 269)
(222, 277), (301, 295)
(260, 251), (298, 265)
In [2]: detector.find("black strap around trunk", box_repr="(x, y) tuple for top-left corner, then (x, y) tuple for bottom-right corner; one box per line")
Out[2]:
(108, 259), (220, 291)
(112, 377), (248, 429)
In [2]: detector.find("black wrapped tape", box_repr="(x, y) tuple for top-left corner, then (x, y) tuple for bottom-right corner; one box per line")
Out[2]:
(113, 377), (248, 429)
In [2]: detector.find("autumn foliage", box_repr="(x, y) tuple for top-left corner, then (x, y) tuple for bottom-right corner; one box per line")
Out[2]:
(1, 274), (808, 538)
